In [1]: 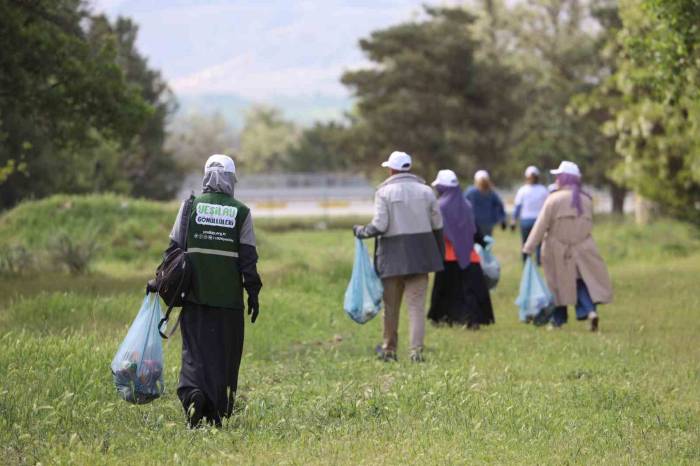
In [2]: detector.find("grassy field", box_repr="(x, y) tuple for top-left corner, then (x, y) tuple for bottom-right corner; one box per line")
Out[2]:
(0, 195), (699, 465)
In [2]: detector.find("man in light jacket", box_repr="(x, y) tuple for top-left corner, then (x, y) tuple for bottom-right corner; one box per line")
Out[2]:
(353, 151), (444, 362)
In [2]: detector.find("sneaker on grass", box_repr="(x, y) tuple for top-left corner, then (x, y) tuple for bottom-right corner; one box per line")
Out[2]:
(409, 349), (425, 363)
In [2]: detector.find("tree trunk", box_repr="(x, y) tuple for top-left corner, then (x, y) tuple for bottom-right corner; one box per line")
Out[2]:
(610, 183), (627, 215)
(635, 194), (653, 225)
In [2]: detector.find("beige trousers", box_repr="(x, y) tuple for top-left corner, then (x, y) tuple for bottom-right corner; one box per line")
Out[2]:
(381, 274), (428, 353)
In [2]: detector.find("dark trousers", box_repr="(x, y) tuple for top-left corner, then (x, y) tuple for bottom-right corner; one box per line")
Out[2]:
(551, 280), (597, 326)
(477, 223), (494, 237)
(520, 218), (540, 264)
(177, 303), (244, 426)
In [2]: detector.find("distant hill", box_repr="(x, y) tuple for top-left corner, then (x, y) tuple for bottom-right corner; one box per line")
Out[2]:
(176, 93), (352, 128)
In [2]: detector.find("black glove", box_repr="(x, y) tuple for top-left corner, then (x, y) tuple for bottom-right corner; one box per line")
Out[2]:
(247, 294), (259, 323)
(352, 225), (363, 238)
(146, 279), (158, 294)
(510, 222), (517, 232)
(501, 221), (507, 231)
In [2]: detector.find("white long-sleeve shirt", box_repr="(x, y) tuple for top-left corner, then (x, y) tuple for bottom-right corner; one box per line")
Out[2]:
(514, 184), (549, 221)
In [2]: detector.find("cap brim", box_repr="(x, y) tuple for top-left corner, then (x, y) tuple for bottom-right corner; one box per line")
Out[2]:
(431, 179), (440, 186)
(550, 169), (562, 175)
(381, 161), (391, 168)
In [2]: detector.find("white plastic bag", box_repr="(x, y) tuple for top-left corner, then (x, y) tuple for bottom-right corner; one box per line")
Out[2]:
(110, 293), (165, 404)
(515, 256), (554, 322)
(475, 235), (500, 289)
(344, 238), (383, 324)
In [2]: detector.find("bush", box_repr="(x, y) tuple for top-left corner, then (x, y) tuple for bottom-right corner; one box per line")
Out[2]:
(49, 232), (100, 274)
(0, 245), (35, 275)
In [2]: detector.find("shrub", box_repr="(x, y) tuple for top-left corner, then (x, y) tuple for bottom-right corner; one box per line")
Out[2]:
(0, 245), (35, 275)
(49, 232), (100, 274)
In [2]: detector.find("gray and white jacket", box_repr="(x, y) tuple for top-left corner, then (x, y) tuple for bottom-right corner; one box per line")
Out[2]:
(356, 173), (444, 278)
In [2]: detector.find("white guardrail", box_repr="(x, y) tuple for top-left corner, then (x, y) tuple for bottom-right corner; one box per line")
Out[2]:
(239, 191), (636, 218)
(178, 173), (635, 218)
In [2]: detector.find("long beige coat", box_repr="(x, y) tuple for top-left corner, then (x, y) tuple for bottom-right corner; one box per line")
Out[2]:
(523, 188), (613, 306)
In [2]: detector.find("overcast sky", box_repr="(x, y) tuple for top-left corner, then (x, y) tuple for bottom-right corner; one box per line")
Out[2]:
(91, 0), (445, 100)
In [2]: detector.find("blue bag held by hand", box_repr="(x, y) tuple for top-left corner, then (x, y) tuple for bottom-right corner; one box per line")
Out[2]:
(111, 293), (165, 404)
(475, 235), (500, 289)
(515, 256), (554, 322)
(344, 238), (383, 324)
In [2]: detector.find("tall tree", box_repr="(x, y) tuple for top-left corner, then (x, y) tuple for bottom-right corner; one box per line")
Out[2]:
(341, 6), (522, 180)
(569, 0), (629, 213)
(505, 0), (619, 192)
(238, 105), (298, 173)
(0, 0), (149, 207)
(286, 121), (353, 173)
(166, 112), (239, 173)
(585, 0), (700, 223)
(88, 15), (180, 200)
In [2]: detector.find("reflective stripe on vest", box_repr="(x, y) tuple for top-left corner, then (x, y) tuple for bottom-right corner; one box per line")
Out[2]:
(188, 247), (239, 258)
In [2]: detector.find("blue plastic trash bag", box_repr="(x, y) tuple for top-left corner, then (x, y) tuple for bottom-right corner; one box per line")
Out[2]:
(111, 293), (165, 404)
(344, 238), (383, 324)
(515, 256), (554, 322)
(475, 235), (500, 289)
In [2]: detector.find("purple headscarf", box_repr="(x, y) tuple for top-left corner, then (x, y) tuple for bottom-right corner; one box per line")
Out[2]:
(436, 185), (476, 269)
(556, 173), (587, 215)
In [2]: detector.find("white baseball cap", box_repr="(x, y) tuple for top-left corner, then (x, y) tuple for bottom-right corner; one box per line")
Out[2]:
(550, 161), (581, 177)
(474, 169), (490, 181)
(431, 169), (459, 187)
(205, 154), (237, 180)
(525, 165), (540, 177)
(381, 151), (412, 171)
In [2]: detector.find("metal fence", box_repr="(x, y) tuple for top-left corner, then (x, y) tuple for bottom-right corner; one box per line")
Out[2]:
(178, 172), (635, 218)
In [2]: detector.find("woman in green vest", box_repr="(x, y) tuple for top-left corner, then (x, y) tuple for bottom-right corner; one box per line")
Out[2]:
(167, 154), (262, 427)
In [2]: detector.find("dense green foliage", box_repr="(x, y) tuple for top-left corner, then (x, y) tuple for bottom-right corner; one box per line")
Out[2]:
(238, 106), (300, 172)
(0, 1), (178, 209)
(0, 195), (699, 464)
(3, 0), (699, 221)
(342, 7), (522, 178)
(167, 112), (239, 173)
(584, 0), (700, 222)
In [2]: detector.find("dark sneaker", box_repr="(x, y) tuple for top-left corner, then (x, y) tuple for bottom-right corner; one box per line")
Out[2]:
(376, 344), (397, 362)
(186, 390), (206, 428)
(409, 350), (425, 363)
(533, 307), (554, 326)
(588, 312), (599, 332)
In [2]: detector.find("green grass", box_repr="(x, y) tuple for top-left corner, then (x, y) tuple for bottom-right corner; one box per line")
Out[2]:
(0, 195), (699, 464)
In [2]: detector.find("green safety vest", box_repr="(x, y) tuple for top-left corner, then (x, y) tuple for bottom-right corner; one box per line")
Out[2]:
(186, 192), (250, 309)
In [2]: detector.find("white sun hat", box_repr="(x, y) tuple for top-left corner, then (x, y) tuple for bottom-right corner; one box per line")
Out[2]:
(381, 151), (412, 171)
(525, 165), (540, 177)
(431, 169), (459, 187)
(205, 154), (237, 180)
(474, 169), (490, 181)
(550, 161), (581, 177)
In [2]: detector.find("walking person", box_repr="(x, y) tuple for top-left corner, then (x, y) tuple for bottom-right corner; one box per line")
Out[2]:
(353, 151), (444, 362)
(511, 165), (549, 264)
(464, 170), (507, 236)
(427, 170), (495, 329)
(160, 154), (262, 427)
(523, 161), (612, 331)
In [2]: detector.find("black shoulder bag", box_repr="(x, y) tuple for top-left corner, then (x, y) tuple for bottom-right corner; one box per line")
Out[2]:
(155, 195), (195, 338)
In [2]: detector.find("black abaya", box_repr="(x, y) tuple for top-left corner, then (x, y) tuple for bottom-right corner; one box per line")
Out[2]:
(177, 302), (244, 425)
(428, 261), (495, 326)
